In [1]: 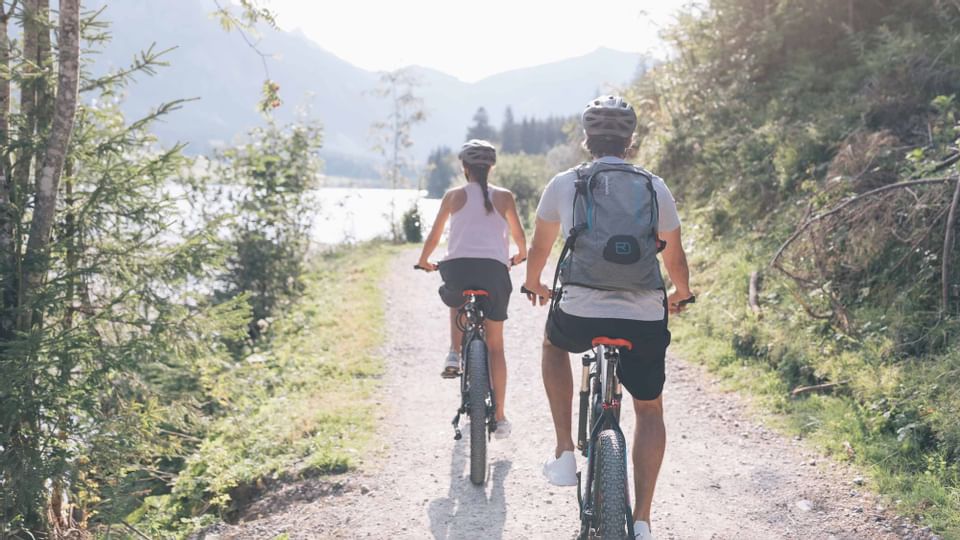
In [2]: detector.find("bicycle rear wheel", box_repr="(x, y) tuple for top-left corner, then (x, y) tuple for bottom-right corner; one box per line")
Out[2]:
(466, 337), (489, 485)
(594, 429), (628, 539)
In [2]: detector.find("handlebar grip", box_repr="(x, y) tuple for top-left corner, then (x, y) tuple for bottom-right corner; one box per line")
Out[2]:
(521, 285), (550, 301)
(413, 264), (436, 271)
(676, 295), (696, 306)
(510, 257), (527, 267)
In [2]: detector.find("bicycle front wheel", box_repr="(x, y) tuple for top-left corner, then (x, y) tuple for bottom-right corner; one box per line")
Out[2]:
(466, 337), (489, 485)
(594, 429), (629, 539)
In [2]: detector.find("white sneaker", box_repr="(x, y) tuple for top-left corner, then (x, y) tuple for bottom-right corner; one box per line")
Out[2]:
(494, 418), (511, 439)
(542, 450), (577, 486)
(441, 351), (460, 378)
(634, 521), (655, 540)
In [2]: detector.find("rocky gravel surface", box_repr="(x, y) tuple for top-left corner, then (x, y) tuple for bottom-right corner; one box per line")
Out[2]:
(195, 250), (937, 540)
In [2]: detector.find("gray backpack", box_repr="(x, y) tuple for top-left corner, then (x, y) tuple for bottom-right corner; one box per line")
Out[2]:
(556, 161), (665, 292)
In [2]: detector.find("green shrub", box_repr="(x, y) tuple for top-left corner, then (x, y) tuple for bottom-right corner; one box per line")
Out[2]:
(402, 203), (423, 243)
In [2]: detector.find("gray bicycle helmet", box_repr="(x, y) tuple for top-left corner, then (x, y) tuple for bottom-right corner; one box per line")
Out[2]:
(581, 95), (637, 138)
(458, 139), (497, 166)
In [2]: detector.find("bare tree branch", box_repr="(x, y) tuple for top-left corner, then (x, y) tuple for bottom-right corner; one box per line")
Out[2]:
(942, 177), (960, 316)
(770, 177), (958, 268)
(791, 380), (849, 398)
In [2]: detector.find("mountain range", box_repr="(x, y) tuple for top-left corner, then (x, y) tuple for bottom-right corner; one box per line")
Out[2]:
(90, 0), (648, 177)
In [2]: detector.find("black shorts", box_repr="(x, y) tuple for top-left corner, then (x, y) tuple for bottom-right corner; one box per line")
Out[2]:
(438, 258), (512, 321)
(545, 308), (670, 401)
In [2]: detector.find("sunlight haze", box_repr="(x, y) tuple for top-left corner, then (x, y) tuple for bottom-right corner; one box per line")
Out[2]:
(268, 0), (693, 81)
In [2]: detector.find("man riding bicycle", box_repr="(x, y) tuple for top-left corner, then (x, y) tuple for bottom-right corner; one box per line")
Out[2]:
(523, 95), (693, 540)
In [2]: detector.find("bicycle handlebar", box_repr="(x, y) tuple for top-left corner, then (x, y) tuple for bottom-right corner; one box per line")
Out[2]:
(520, 286), (695, 308)
(415, 258), (525, 272)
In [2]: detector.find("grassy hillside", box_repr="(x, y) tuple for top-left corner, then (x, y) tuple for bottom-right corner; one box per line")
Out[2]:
(628, 1), (960, 534)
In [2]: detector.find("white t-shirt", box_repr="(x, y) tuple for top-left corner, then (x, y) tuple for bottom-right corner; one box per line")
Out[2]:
(535, 156), (681, 321)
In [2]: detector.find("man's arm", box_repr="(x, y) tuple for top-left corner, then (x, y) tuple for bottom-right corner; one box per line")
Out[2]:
(659, 226), (693, 313)
(523, 217), (561, 306)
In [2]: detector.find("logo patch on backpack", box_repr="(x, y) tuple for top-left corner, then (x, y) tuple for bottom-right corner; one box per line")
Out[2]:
(604, 235), (641, 264)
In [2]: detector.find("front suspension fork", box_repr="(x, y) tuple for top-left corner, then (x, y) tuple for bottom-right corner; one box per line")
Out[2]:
(577, 354), (591, 454)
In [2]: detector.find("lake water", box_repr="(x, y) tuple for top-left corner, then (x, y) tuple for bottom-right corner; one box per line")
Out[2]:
(314, 188), (442, 245)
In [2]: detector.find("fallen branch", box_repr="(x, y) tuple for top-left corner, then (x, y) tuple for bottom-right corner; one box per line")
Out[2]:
(770, 176), (958, 268)
(121, 520), (152, 540)
(790, 380), (849, 398)
(932, 152), (960, 174)
(748, 270), (762, 317)
(942, 177), (960, 316)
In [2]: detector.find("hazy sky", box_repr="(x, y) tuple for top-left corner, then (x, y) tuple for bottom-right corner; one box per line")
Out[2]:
(268, 0), (695, 82)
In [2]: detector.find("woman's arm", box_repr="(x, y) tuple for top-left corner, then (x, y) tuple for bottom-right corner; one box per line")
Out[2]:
(417, 191), (453, 270)
(503, 193), (528, 265)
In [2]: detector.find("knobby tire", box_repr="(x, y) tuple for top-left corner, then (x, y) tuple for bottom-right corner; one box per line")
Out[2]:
(466, 338), (489, 485)
(594, 429), (628, 539)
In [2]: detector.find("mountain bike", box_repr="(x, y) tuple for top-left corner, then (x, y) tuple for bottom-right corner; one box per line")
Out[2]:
(522, 284), (694, 539)
(574, 296), (696, 540)
(575, 336), (634, 539)
(415, 264), (498, 485)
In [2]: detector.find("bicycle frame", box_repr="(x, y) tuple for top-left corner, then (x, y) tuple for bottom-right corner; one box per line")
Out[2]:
(577, 343), (634, 540)
(450, 292), (497, 441)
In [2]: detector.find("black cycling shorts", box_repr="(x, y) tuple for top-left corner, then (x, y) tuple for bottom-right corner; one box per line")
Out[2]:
(545, 307), (670, 401)
(438, 258), (512, 322)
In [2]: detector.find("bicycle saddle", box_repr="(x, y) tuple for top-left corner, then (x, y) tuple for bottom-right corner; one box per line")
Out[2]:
(591, 337), (633, 350)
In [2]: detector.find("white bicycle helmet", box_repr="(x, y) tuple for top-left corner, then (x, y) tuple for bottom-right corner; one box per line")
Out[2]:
(458, 139), (497, 166)
(581, 95), (637, 138)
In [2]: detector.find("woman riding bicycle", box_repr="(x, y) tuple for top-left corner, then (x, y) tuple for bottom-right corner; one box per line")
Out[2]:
(416, 139), (527, 438)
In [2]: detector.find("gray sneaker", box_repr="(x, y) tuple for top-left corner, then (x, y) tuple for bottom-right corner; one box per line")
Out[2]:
(441, 351), (460, 378)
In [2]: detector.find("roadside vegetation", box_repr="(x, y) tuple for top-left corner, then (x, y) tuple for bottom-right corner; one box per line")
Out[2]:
(131, 243), (397, 537)
(0, 2), (398, 537)
(627, 1), (960, 535)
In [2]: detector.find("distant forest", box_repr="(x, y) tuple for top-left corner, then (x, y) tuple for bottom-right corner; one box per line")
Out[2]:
(465, 106), (573, 154)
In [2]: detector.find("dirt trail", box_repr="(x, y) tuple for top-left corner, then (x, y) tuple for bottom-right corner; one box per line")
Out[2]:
(199, 249), (937, 540)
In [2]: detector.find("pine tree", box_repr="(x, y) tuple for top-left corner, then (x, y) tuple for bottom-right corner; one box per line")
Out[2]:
(0, 6), (250, 534)
(501, 107), (520, 153)
(426, 146), (456, 198)
(465, 106), (498, 142)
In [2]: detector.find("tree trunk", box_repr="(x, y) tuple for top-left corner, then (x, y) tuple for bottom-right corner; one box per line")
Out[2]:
(12, 0), (38, 206)
(21, 0), (80, 329)
(6, 3), (81, 532)
(0, 1), (16, 339)
(35, 0), (52, 137)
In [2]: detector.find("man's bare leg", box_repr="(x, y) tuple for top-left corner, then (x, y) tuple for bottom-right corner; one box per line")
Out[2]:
(632, 395), (665, 524)
(542, 337), (575, 457)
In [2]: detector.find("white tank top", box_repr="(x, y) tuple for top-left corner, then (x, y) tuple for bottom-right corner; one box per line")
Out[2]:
(445, 182), (510, 266)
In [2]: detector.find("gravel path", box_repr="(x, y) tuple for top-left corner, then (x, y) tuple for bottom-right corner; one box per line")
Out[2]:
(198, 249), (936, 540)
